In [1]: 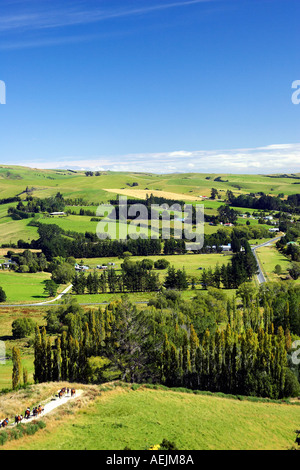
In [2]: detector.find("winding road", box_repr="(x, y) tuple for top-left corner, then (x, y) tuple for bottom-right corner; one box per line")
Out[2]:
(0, 283), (74, 308)
(251, 235), (283, 284)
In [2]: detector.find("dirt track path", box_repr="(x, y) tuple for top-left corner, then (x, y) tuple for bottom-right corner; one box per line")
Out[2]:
(9, 389), (83, 427)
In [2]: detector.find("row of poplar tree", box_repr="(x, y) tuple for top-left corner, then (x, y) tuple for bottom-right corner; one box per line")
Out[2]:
(34, 290), (294, 399)
(72, 263), (188, 294)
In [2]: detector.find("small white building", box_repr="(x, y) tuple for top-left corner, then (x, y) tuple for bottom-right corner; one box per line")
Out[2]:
(220, 243), (232, 251)
(75, 264), (89, 271)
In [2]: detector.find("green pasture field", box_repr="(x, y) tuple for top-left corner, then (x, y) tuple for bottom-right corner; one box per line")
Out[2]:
(38, 214), (152, 238)
(255, 244), (298, 284)
(0, 271), (51, 303)
(72, 291), (160, 304)
(5, 384), (300, 450)
(249, 237), (274, 245)
(75, 252), (232, 278)
(71, 288), (236, 305)
(0, 216), (38, 245)
(0, 201), (38, 244)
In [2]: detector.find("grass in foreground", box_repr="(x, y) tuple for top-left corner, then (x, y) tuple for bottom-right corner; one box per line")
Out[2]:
(2, 383), (300, 450)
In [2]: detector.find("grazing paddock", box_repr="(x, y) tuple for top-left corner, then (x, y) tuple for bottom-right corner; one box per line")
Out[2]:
(0, 271), (51, 303)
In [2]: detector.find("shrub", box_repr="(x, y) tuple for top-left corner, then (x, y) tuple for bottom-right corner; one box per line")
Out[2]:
(25, 423), (39, 435)
(0, 286), (7, 303)
(19, 264), (30, 273)
(12, 317), (37, 339)
(284, 369), (300, 398)
(274, 264), (282, 275)
(154, 259), (170, 270)
(0, 432), (8, 446)
(131, 384), (140, 391)
(160, 439), (178, 450)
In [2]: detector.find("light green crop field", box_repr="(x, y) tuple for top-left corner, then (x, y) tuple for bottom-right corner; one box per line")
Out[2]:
(3, 385), (300, 450)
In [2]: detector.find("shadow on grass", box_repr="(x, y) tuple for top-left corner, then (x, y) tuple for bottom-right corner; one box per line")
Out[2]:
(0, 335), (12, 341)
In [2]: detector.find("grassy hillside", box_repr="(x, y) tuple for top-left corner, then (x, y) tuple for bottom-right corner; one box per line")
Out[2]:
(1, 383), (300, 450)
(0, 165), (300, 203)
(0, 165), (294, 244)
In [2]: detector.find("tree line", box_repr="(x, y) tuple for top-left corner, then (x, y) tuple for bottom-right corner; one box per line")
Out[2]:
(226, 191), (300, 214)
(33, 285), (300, 399)
(72, 262), (188, 295)
(201, 241), (258, 289)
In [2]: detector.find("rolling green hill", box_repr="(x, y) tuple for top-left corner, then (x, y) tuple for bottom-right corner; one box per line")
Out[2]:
(0, 165), (300, 204)
(1, 383), (300, 450)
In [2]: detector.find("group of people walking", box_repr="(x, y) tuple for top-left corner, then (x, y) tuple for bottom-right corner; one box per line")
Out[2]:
(1, 387), (76, 429)
(0, 418), (9, 428)
(58, 387), (76, 398)
(14, 404), (44, 425)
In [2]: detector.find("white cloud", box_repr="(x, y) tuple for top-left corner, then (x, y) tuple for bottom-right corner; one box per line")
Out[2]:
(0, 0), (217, 49)
(21, 143), (300, 174)
(0, 1), (214, 33)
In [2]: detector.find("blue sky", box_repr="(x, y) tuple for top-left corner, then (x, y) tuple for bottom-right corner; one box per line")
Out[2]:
(0, 0), (299, 173)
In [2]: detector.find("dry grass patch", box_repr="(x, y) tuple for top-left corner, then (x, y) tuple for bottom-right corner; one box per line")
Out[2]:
(0, 382), (98, 419)
(103, 188), (203, 201)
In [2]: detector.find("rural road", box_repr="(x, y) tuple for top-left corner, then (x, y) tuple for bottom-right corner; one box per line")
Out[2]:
(251, 235), (283, 285)
(33, 283), (73, 305)
(0, 283), (74, 308)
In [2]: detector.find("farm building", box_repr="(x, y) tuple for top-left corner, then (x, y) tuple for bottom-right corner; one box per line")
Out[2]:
(75, 264), (89, 271)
